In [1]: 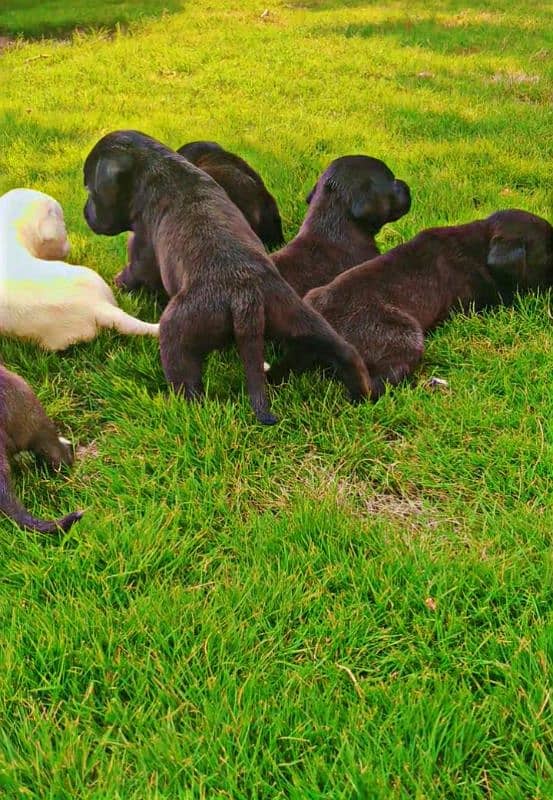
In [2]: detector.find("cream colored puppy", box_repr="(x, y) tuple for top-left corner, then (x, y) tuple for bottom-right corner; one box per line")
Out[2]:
(0, 188), (158, 350)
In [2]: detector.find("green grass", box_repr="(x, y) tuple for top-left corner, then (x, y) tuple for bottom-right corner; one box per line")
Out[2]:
(1, 1), (553, 797)
(0, 0), (183, 39)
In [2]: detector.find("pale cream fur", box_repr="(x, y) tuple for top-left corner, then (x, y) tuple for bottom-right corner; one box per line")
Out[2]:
(0, 188), (159, 350)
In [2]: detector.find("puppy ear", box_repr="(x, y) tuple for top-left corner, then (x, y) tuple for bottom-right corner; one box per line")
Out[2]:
(487, 235), (526, 272)
(349, 184), (375, 220)
(388, 179), (411, 221)
(94, 152), (134, 200)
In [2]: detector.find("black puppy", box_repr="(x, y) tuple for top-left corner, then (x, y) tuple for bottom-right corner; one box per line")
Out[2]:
(84, 131), (371, 424)
(272, 156), (411, 297)
(178, 141), (284, 250)
(0, 363), (83, 533)
(294, 210), (553, 396)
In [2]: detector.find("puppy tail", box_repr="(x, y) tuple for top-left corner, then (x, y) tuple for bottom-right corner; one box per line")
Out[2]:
(0, 452), (83, 534)
(95, 303), (159, 338)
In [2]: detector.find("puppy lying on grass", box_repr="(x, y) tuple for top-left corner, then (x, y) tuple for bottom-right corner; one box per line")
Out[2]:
(0, 188), (159, 350)
(0, 362), (82, 533)
(272, 156), (411, 297)
(271, 210), (553, 396)
(84, 130), (371, 424)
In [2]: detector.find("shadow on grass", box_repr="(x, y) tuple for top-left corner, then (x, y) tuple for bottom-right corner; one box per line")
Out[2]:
(309, 17), (541, 55)
(0, 0), (185, 40)
(289, 0), (530, 12)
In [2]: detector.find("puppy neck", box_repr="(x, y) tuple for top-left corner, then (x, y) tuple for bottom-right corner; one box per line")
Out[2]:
(300, 194), (377, 250)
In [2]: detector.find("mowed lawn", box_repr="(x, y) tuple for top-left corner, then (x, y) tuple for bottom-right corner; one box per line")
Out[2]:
(1, 1), (552, 797)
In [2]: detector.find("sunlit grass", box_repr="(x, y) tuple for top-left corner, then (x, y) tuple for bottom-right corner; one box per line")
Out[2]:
(1, 1), (552, 797)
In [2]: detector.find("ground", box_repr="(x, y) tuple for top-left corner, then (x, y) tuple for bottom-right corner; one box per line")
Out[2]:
(0, 1), (552, 797)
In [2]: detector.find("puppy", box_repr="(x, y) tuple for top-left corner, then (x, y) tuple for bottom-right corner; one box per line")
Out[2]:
(178, 141), (284, 249)
(0, 363), (83, 533)
(272, 156), (411, 297)
(287, 210), (553, 396)
(122, 140), (285, 295)
(84, 130), (371, 424)
(0, 188), (159, 351)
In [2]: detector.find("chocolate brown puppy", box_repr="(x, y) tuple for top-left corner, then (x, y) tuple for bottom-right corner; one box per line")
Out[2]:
(121, 140), (285, 296)
(84, 131), (371, 424)
(272, 156), (411, 297)
(0, 364), (83, 532)
(286, 210), (552, 397)
(178, 141), (284, 249)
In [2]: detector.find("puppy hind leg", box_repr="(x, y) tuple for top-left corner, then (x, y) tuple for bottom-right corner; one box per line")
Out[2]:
(159, 297), (205, 400)
(162, 346), (205, 401)
(232, 303), (277, 425)
(369, 319), (425, 400)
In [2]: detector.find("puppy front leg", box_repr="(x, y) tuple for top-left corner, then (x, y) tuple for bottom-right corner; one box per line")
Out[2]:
(115, 232), (162, 294)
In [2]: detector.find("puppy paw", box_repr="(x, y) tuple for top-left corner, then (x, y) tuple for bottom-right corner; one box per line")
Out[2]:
(114, 269), (128, 289)
(256, 411), (278, 425)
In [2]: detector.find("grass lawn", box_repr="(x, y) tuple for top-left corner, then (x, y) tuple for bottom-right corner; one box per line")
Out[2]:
(1, 0), (552, 797)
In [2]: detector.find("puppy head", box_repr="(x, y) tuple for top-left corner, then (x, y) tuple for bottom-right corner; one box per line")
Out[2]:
(0, 189), (70, 260)
(306, 155), (412, 233)
(487, 210), (553, 290)
(83, 131), (145, 235)
(177, 140), (224, 163)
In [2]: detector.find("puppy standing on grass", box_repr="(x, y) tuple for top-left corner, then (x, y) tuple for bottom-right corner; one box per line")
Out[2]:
(123, 140), (285, 297)
(272, 156), (411, 297)
(0, 188), (159, 351)
(0, 363), (82, 533)
(293, 210), (553, 396)
(84, 131), (371, 424)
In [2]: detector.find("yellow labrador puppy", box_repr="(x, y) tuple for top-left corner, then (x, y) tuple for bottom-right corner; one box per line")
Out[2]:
(0, 188), (158, 350)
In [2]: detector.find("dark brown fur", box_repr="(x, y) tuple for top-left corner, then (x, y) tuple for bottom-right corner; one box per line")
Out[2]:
(272, 156), (411, 297)
(121, 140), (285, 297)
(0, 364), (83, 532)
(178, 141), (284, 249)
(275, 211), (553, 397)
(84, 131), (371, 424)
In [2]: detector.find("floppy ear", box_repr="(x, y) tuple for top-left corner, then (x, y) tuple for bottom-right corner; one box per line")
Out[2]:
(388, 179), (411, 221)
(94, 152), (134, 201)
(349, 183), (375, 220)
(487, 235), (526, 274)
(37, 207), (65, 243)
